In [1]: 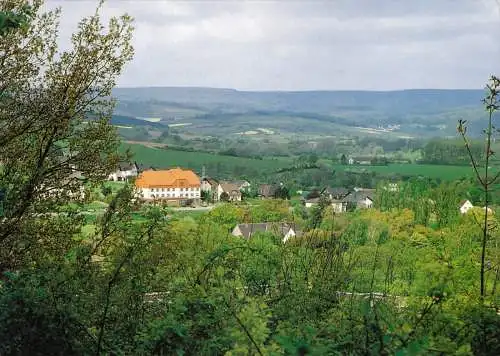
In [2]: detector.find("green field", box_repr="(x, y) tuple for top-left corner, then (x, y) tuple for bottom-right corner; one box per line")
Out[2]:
(331, 163), (474, 180)
(122, 143), (292, 178)
(123, 143), (476, 181)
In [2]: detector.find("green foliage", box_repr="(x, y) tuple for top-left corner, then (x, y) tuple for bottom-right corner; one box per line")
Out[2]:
(1, 1), (499, 355)
(122, 143), (292, 180)
(220, 191), (230, 202)
(422, 138), (484, 166)
(0, 6), (33, 36)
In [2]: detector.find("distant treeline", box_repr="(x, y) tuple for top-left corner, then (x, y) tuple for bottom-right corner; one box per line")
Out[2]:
(110, 114), (165, 128)
(420, 139), (483, 166)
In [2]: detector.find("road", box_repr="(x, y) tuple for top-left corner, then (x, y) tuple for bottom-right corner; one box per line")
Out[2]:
(169, 205), (215, 211)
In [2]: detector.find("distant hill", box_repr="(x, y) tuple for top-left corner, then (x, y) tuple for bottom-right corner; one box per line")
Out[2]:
(111, 87), (488, 137)
(113, 87), (484, 114)
(110, 114), (164, 128)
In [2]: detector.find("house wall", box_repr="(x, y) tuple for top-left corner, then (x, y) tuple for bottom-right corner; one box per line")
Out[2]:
(215, 184), (224, 200)
(108, 168), (138, 181)
(201, 181), (212, 192)
(363, 198), (373, 208)
(460, 201), (474, 214)
(137, 186), (201, 201)
(283, 229), (296, 242)
(229, 191), (242, 202)
(332, 202), (346, 213)
(232, 226), (243, 237)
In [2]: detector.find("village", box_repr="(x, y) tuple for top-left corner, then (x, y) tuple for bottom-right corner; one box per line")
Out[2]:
(101, 161), (492, 243)
(108, 162), (377, 207)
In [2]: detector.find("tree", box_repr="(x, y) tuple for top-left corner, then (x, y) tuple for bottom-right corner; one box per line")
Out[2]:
(201, 190), (211, 203)
(0, 6), (33, 36)
(458, 75), (500, 298)
(274, 186), (290, 200)
(101, 185), (112, 197)
(307, 153), (319, 167)
(220, 192), (230, 202)
(340, 154), (348, 165)
(0, 0), (133, 273)
(306, 189), (321, 199)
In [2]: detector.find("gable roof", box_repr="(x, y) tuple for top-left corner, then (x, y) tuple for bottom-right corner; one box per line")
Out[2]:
(220, 183), (242, 194)
(202, 177), (219, 186)
(305, 197), (321, 204)
(220, 180), (250, 189)
(234, 222), (299, 239)
(118, 162), (138, 171)
(135, 168), (200, 188)
(342, 191), (374, 203)
(325, 187), (349, 197)
(459, 199), (472, 208)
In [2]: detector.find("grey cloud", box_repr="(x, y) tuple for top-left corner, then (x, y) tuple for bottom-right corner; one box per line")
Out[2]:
(46, 0), (500, 90)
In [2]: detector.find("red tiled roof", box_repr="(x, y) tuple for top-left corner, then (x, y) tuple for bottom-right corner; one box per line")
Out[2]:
(135, 168), (200, 188)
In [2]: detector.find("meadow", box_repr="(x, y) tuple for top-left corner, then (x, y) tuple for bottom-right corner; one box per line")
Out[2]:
(331, 163), (475, 180)
(122, 142), (476, 182)
(121, 143), (292, 177)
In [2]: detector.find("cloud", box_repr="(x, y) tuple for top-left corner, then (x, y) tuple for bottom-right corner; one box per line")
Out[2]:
(46, 0), (500, 90)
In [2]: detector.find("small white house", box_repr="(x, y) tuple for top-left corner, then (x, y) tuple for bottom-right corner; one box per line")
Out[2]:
(360, 196), (374, 209)
(232, 223), (300, 242)
(108, 162), (139, 182)
(331, 200), (347, 213)
(304, 198), (320, 208)
(459, 200), (474, 214)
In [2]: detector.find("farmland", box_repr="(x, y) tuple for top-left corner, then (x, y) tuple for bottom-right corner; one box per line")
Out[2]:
(123, 142), (476, 182)
(121, 143), (292, 178)
(330, 163), (475, 180)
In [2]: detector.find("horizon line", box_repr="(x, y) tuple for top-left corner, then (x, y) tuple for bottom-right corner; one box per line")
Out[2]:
(114, 85), (485, 93)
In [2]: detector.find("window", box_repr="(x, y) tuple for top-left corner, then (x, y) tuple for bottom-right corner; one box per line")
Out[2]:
(191, 193), (194, 197)
(161, 194), (164, 197)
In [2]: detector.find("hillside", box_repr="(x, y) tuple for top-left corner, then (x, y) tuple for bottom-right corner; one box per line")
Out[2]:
(112, 87), (487, 138)
(121, 143), (292, 180)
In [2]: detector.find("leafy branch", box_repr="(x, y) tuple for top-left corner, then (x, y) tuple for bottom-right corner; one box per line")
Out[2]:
(457, 75), (500, 298)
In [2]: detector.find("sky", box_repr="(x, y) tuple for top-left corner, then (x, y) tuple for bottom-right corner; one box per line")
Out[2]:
(46, 0), (500, 91)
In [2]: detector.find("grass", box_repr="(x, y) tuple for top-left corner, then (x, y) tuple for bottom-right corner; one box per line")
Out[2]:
(121, 143), (292, 177)
(121, 141), (475, 181)
(330, 163), (474, 180)
(103, 181), (126, 192)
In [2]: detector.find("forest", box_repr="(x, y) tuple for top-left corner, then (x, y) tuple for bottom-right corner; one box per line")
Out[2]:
(1, 2), (500, 355)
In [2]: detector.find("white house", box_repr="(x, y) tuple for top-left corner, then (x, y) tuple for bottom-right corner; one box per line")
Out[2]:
(331, 199), (347, 213)
(201, 177), (218, 192)
(108, 162), (139, 182)
(218, 183), (243, 201)
(135, 168), (201, 206)
(459, 200), (474, 214)
(342, 191), (374, 210)
(304, 198), (320, 208)
(232, 222), (300, 242)
(228, 180), (251, 191)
